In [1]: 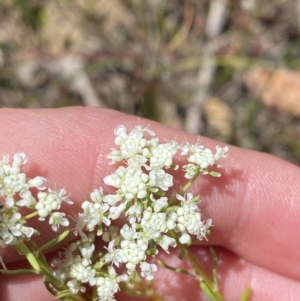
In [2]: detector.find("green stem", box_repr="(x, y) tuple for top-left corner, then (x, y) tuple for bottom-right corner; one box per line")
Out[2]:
(182, 247), (224, 301)
(13, 242), (86, 301)
(169, 169), (200, 205)
(165, 229), (224, 301)
(14, 242), (40, 272)
(181, 169), (200, 193)
(150, 293), (167, 301)
(56, 290), (88, 301)
(23, 211), (38, 220)
(120, 278), (166, 301)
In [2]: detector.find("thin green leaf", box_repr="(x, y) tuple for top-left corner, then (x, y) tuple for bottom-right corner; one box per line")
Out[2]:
(158, 260), (194, 278)
(178, 248), (186, 259)
(55, 289), (74, 299)
(38, 229), (70, 253)
(209, 171), (221, 177)
(1, 269), (38, 275)
(200, 282), (221, 301)
(146, 247), (157, 256)
(210, 247), (219, 291)
(14, 242), (40, 272)
(40, 264), (64, 289)
(240, 287), (251, 301)
(44, 278), (58, 297)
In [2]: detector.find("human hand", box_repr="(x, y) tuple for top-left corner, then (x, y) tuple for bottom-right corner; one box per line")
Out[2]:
(0, 107), (299, 301)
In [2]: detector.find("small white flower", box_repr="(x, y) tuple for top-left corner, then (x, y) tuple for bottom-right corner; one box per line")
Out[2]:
(102, 226), (121, 245)
(103, 194), (120, 206)
(195, 218), (213, 240)
(182, 163), (198, 179)
(141, 207), (168, 239)
(107, 149), (123, 164)
(67, 278), (86, 294)
(2, 152), (28, 176)
(9, 215), (34, 238)
(121, 167), (149, 200)
(49, 212), (69, 231)
(182, 142), (228, 174)
(126, 203), (143, 224)
(149, 168), (173, 191)
(149, 141), (178, 169)
(96, 266), (127, 301)
(176, 206), (201, 236)
(188, 147), (215, 169)
(180, 144), (190, 156)
(166, 215), (177, 230)
(114, 125), (127, 140)
(157, 235), (176, 253)
(105, 167), (149, 201)
(133, 125), (155, 137)
(90, 187), (104, 203)
(19, 225), (35, 238)
(96, 277), (117, 301)
(109, 202), (126, 220)
(80, 242), (95, 259)
(107, 124), (155, 168)
(0, 231), (15, 247)
(27, 176), (46, 190)
(214, 145), (229, 160)
(36, 188), (72, 220)
(150, 195), (168, 212)
(104, 240), (123, 267)
(12, 152), (27, 168)
(176, 193), (199, 211)
(103, 166), (125, 188)
(120, 224), (138, 241)
(73, 213), (87, 239)
(179, 232), (191, 244)
(140, 262), (157, 280)
(2, 175), (26, 202)
(173, 200), (212, 244)
(81, 197), (111, 234)
(0, 211), (35, 246)
(68, 257), (96, 283)
(17, 190), (36, 207)
(120, 232), (148, 272)
(120, 136), (147, 167)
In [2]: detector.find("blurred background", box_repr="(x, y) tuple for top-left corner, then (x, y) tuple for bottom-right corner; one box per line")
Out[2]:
(1, 0), (300, 163)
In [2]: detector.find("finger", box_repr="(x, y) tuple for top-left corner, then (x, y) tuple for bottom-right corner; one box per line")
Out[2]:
(0, 107), (183, 261)
(0, 274), (56, 301)
(0, 107), (299, 282)
(152, 246), (300, 301)
(194, 145), (300, 281)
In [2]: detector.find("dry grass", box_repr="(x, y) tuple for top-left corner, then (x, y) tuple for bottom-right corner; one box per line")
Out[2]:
(1, 0), (300, 163)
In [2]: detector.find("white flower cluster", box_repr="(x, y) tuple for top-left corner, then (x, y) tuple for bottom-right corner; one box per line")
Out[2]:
(52, 231), (127, 301)
(54, 235), (97, 294)
(181, 140), (229, 178)
(53, 233), (127, 299)
(0, 124), (228, 301)
(51, 125), (228, 301)
(0, 153), (72, 247)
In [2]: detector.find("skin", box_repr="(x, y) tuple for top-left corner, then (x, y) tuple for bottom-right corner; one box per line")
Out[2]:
(0, 107), (299, 301)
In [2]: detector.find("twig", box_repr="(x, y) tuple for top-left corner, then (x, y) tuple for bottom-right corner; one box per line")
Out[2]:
(167, 1), (194, 52)
(45, 54), (105, 107)
(184, 0), (228, 134)
(297, 0), (300, 34)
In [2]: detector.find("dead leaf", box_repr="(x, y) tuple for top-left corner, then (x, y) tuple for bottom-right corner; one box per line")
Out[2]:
(203, 97), (233, 136)
(245, 67), (300, 116)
